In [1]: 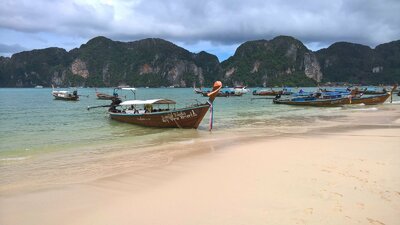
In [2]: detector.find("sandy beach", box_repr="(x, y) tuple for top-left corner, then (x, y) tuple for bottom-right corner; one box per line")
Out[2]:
(1, 108), (400, 225)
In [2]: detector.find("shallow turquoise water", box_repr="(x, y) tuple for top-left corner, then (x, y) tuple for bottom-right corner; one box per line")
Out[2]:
(1, 87), (399, 193)
(0, 87), (398, 159)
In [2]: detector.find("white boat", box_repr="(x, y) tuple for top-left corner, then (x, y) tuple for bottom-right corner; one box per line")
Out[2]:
(52, 85), (79, 101)
(226, 86), (250, 94)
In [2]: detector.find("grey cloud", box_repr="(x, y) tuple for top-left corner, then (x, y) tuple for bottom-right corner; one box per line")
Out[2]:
(112, 0), (400, 47)
(0, 0), (399, 52)
(0, 0), (114, 36)
(0, 43), (26, 54)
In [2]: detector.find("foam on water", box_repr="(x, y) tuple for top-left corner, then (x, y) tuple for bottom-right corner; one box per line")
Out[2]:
(387, 100), (400, 104)
(0, 157), (29, 161)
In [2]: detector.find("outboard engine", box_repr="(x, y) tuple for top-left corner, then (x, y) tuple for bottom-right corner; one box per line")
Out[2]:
(108, 98), (122, 112)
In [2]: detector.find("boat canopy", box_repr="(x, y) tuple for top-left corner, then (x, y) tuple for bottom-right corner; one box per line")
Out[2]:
(52, 90), (69, 94)
(121, 88), (137, 91)
(120, 99), (176, 106)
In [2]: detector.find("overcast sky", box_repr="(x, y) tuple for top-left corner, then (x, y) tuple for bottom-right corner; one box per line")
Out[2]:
(1, 0), (399, 61)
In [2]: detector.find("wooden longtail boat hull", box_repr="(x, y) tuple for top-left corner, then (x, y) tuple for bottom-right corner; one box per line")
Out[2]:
(106, 81), (222, 129)
(96, 89), (119, 100)
(253, 92), (278, 96)
(109, 104), (210, 128)
(345, 94), (390, 105)
(96, 94), (118, 100)
(273, 98), (347, 107)
(253, 91), (291, 96)
(52, 94), (79, 101)
(362, 91), (387, 95)
(273, 93), (391, 106)
(52, 87), (79, 101)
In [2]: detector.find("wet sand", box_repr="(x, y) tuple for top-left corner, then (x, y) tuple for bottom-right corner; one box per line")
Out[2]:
(1, 108), (400, 225)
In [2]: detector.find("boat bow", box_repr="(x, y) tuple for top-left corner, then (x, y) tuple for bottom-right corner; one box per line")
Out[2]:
(207, 81), (223, 103)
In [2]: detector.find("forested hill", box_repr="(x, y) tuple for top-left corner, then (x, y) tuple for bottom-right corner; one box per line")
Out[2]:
(316, 40), (400, 84)
(0, 37), (221, 87)
(0, 36), (399, 87)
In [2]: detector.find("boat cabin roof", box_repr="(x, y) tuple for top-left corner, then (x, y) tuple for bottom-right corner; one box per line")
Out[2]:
(120, 99), (176, 105)
(121, 88), (137, 91)
(53, 90), (69, 94)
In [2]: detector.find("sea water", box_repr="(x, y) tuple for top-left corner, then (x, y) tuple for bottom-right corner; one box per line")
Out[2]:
(0, 87), (339, 155)
(1, 87), (398, 192)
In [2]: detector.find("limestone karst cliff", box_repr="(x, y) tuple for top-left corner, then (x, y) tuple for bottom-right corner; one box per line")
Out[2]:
(0, 36), (399, 87)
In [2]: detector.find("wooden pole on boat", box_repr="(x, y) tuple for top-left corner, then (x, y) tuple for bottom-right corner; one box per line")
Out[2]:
(390, 84), (398, 103)
(87, 104), (111, 110)
(391, 92), (393, 103)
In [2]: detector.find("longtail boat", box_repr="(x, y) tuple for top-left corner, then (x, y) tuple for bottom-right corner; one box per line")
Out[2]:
(253, 89), (292, 96)
(231, 86), (250, 94)
(95, 88), (119, 100)
(345, 85), (397, 105)
(361, 87), (388, 95)
(196, 88), (243, 97)
(345, 93), (390, 105)
(193, 88), (203, 94)
(273, 95), (347, 107)
(95, 87), (136, 100)
(201, 91), (243, 97)
(89, 81), (222, 129)
(52, 85), (79, 101)
(273, 85), (397, 107)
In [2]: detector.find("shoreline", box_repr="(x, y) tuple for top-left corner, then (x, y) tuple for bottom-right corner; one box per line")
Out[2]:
(1, 105), (399, 195)
(1, 106), (400, 225)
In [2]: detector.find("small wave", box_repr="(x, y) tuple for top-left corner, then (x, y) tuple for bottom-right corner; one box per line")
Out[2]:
(324, 107), (342, 112)
(351, 107), (378, 111)
(387, 101), (400, 104)
(0, 156), (28, 161)
(253, 121), (266, 124)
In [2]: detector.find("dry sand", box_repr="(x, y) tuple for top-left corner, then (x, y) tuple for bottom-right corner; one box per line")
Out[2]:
(1, 125), (399, 225)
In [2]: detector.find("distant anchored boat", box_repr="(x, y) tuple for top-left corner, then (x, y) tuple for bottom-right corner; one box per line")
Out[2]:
(95, 88), (119, 100)
(89, 81), (223, 129)
(195, 86), (245, 97)
(95, 87), (137, 100)
(229, 86), (250, 94)
(51, 85), (79, 101)
(253, 88), (293, 96)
